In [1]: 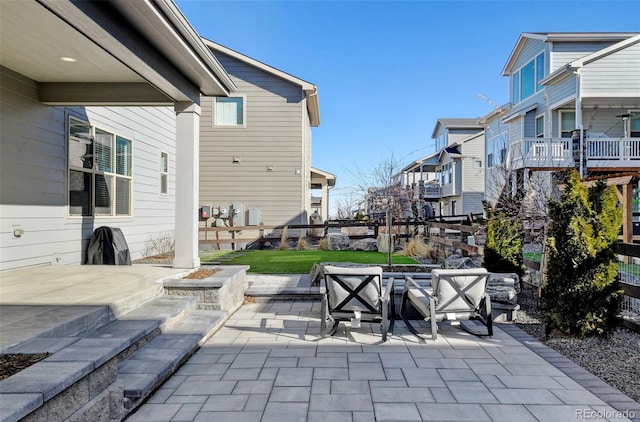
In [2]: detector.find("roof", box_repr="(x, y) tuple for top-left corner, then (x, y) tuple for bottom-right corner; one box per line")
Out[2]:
(400, 151), (440, 173)
(502, 32), (640, 76)
(0, 0), (236, 104)
(431, 118), (483, 139)
(540, 34), (640, 86)
(203, 39), (320, 127)
(311, 167), (336, 187)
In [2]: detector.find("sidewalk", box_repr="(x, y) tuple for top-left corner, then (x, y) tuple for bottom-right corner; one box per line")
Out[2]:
(127, 300), (640, 422)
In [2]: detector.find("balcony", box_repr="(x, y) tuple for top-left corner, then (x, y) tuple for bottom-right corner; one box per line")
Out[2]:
(420, 184), (442, 199)
(404, 183), (442, 200)
(507, 137), (640, 170)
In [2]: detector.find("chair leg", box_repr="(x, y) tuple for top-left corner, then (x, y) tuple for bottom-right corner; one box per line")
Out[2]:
(429, 298), (437, 340)
(328, 320), (340, 336)
(321, 295), (327, 337)
(400, 293), (423, 337)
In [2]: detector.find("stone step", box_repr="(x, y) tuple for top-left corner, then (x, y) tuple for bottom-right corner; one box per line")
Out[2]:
(118, 309), (227, 411)
(0, 295), (199, 422)
(0, 283), (163, 354)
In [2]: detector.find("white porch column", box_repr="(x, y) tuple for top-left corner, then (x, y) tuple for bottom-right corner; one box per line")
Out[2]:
(321, 184), (329, 221)
(173, 102), (201, 269)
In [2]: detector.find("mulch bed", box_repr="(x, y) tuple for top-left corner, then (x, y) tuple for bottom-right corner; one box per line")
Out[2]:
(0, 353), (50, 381)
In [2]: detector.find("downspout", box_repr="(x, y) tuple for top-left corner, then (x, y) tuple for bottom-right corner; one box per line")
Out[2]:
(572, 68), (584, 178)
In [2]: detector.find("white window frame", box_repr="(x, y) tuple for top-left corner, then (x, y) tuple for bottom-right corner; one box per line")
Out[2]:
(213, 95), (246, 127)
(629, 110), (640, 138)
(512, 52), (545, 104)
(559, 111), (576, 138)
(535, 115), (545, 138)
(160, 152), (169, 195)
(68, 116), (133, 217)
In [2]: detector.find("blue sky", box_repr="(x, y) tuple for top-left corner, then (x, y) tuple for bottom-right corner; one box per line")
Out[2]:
(176, 0), (639, 216)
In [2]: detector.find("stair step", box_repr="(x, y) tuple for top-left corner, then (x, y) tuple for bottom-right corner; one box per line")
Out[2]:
(119, 309), (227, 401)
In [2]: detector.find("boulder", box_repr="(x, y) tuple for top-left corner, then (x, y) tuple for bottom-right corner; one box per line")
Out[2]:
(351, 238), (378, 251)
(376, 234), (395, 253)
(327, 234), (350, 250)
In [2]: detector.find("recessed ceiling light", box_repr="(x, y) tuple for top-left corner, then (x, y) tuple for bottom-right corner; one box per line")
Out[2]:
(60, 57), (77, 63)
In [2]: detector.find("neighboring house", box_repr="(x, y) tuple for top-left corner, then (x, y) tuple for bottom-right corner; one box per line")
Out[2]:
(198, 40), (333, 236)
(494, 32), (640, 241)
(0, 0), (236, 270)
(396, 118), (485, 219)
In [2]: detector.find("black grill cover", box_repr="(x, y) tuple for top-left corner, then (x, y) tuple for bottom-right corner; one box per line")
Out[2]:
(86, 226), (131, 265)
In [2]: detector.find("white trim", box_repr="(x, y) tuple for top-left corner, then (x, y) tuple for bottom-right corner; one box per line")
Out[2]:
(212, 94), (247, 128)
(549, 94), (576, 110)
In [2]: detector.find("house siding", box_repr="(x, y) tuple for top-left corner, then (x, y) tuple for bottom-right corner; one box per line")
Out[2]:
(512, 38), (546, 73)
(0, 67), (177, 270)
(551, 41), (616, 71)
(580, 42), (640, 97)
(200, 51), (308, 227)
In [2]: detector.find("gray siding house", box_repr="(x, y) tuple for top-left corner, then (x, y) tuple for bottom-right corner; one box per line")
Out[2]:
(493, 32), (640, 241)
(432, 119), (485, 217)
(0, 0), (236, 270)
(397, 119), (485, 219)
(199, 40), (330, 233)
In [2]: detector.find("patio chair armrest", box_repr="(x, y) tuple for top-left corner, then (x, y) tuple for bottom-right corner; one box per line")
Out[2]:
(382, 277), (394, 302)
(481, 292), (492, 314)
(403, 276), (433, 300)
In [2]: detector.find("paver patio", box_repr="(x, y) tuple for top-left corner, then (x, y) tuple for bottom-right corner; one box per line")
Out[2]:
(127, 300), (639, 422)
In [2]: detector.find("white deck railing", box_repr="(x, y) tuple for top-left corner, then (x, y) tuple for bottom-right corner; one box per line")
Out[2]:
(508, 137), (640, 169)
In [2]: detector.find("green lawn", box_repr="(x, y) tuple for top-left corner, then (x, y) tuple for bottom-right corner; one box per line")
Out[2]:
(201, 249), (418, 274)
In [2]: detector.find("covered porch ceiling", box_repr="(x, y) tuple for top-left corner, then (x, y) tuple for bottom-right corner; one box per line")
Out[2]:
(0, 0), (235, 104)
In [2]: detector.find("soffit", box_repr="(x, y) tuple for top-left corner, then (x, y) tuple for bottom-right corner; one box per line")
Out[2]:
(0, 1), (143, 83)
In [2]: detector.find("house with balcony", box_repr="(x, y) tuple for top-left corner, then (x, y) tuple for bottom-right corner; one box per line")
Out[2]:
(399, 118), (485, 219)
(0, 0), (237, 270)
(492, 32), (640, 241)
(198, 41), (334, 236)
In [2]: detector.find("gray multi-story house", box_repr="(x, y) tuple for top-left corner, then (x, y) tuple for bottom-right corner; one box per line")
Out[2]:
(399, 118), (485, 219)
(0, 0), (236, 270)
(488, 32), (640, 242)
(199, 41), (333, 234)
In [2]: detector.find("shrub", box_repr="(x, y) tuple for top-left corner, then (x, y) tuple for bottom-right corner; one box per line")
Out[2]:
(278, 226), (290, 251)
(296, 237), (310, 251)
(483, 205), (524, 277)
(319, 237), (329, 250)
(401, 236), (432, 259)
(541, 170), (622, 337)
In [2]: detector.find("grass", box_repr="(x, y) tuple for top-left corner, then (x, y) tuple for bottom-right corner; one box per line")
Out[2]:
(201, 249), (418, 274)
(523, 252), (542, 262)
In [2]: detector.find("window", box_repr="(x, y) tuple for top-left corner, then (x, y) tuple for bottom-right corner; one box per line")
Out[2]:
(512, 53), (545, 103)
(68, 117), (132, 217)
(160, 152), (169, 195)
(486, 131), (507, 167)
(536, 115), (545, 138)
(214, 97), (244, 126)
(560, 111), (576, 138)
(474, 160), (482, 168)
(630, 112), (640, 138)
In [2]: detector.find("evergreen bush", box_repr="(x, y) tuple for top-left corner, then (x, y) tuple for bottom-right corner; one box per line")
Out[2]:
(483, 203), (525, 277)
(541, 170), (622, 337)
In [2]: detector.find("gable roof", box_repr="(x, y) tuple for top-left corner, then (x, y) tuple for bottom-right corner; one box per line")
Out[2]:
(431, 118), (482, 138)
(203, 39), (320, 127)
(541, 33), (640, 85)
(502, 32), (639, 76)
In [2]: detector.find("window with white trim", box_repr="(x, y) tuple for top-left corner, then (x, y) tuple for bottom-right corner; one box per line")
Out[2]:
(214, 96), (245, 126)
(560, 111), (576, 138)
(68, 117), (132, 216)
(160, 152), (169, 195)
(512, 52), (545, 104)
(535, 115), (545, 138)
(630, 111), (640, 138)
